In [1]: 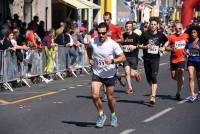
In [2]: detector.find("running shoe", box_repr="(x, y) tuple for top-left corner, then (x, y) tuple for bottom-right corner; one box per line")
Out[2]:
(185, 94), (197, 102)
(110, 115), (118, 127)
(175, 93), (182, 101)
(135, 73), (141, 82)
(197, 93), (200, 101)
(96, 113), (107, 128)
(149, 95), (156, 105)
(126, 88), (133, 94)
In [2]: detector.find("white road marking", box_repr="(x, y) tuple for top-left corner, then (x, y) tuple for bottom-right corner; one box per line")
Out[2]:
(77, 85), (83, 87)
(0, 92), (47, 94)
(59, 89), (67, 92)
(160, 63), (167, 66)
(69, 87), (76, 89)
(119, 129), (136, 134)
(143, 107), (174, 123)
(177, 100), (187, 104)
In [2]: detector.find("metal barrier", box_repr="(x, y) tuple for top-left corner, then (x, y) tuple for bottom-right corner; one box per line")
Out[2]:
(67, 44), (90, 77)
(1, 50), (22, 91)
(0, 45), (90, 91)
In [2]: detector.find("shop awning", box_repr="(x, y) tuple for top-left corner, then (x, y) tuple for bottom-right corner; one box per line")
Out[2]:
(77, 0), (100, 9)
(59, 0), (91, 9)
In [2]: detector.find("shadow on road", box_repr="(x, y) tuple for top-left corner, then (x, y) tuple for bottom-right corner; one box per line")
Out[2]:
(76, 95), (92, 99)
(117, 99), (152, 107)
(76, 95), (120, 100)
(144, 94), (176, 101)
(62, 121), (96, 127)
(114, 90), (126, 94)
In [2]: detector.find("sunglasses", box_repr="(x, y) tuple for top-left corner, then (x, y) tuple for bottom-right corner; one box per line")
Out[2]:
(98, 32), (107, 35)
(104, 19), (110, 22)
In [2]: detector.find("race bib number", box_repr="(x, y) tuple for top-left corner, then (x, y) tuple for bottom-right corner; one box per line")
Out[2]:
(97, 59), (106, 68)
(175, 40), (185, 49)
(122, 45), (131, 52)
(189, 49), (200, 57)
(148, 46), (159, 54)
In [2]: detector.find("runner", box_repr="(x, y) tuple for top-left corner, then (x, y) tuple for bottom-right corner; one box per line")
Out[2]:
(122, 21), (141, 94)
(102, 12), (125, 101)
(86, 22), (125, 127)
(185, 25), (200, 102)
(139, 17), (168, 105)
(163, 22), (189, 101)
(103, 12), (123, 43)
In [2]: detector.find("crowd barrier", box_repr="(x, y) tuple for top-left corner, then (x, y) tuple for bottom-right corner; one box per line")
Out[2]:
(0, 45), (90, 92)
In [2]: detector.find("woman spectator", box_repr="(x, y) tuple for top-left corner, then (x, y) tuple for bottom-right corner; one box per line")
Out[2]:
(26, 23), (41, 49)
(3, 31), (28, 51)
(185, 25), (200, 102)
(25, 23), (42, 77)
(13, 28), (28, 72)
(43, 29), (57, 73)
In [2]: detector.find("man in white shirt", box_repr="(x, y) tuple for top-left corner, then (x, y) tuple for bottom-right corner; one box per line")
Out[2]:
(87, 22), (125, 128)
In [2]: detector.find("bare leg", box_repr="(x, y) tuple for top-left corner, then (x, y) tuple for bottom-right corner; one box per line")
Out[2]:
(106, 86), (115, 113)
(91, 81), (103, 113)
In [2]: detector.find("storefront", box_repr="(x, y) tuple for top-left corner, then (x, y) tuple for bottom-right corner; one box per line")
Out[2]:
(52, 0), (100, 30)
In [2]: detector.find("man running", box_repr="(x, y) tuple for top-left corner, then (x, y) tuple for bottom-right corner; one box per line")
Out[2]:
(103, 12), (123, 43)
(139, 17), (168, 105)
(163, 22), (189, 100)
(102, 12), (125, 101)
(87, 22), (125, 127)
(122, 21), (141, 94)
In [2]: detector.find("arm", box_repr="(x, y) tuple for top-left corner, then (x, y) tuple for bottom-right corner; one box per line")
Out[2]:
(138, 44), (149, 49)
(162, 41), (174, 52)
(113, 53), (126, 64)
(105, 52), (126, 65)
(105, 42), (126, 64)
(86, 43), (95, 66)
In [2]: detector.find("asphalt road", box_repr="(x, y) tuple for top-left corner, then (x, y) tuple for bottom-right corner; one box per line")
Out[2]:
(0, 54), (199, 134)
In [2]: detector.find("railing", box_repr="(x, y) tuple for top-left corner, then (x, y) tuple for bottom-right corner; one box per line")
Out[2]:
(0, 45), (90, 92)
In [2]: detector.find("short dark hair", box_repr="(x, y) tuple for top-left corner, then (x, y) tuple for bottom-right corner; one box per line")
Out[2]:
(132, 21), (137, 24)
(103, 12), (112, 19)
(97, 22), (109, 32)
(149, 17), (159, 24)
(125, 21), (133, 26)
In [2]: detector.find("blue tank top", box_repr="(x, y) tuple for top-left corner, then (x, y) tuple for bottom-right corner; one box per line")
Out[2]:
(187, 41), (200, 62)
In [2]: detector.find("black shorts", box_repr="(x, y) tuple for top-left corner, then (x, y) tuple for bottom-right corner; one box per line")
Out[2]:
(187, 60), (200, 72)
(144, 58), (160, 84)
(123, 57), (138, 70)
(92, 74), (115, 87)
(170, 61), (185, 71)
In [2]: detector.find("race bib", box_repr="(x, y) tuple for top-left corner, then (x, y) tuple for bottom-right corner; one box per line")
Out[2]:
(122, 45), (131, 52)
(175, 40), (185, 49)
(189, 49), (200, 57)
(97, 59), (106, 68)
(147, 46), (159, 54)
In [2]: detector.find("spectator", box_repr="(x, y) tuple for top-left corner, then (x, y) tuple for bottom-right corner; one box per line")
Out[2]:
(37, 21), (46, 40)
(55, 28), (71, 68)
(43, 29), (57, 73)
(55, 21), (65, 37)
(26, 23), (41, 48)
(13, 14), (22, 28)
(1, 18), (12, 36)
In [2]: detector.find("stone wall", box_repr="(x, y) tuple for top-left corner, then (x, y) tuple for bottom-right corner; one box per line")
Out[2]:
(10, 0), (24, 21)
